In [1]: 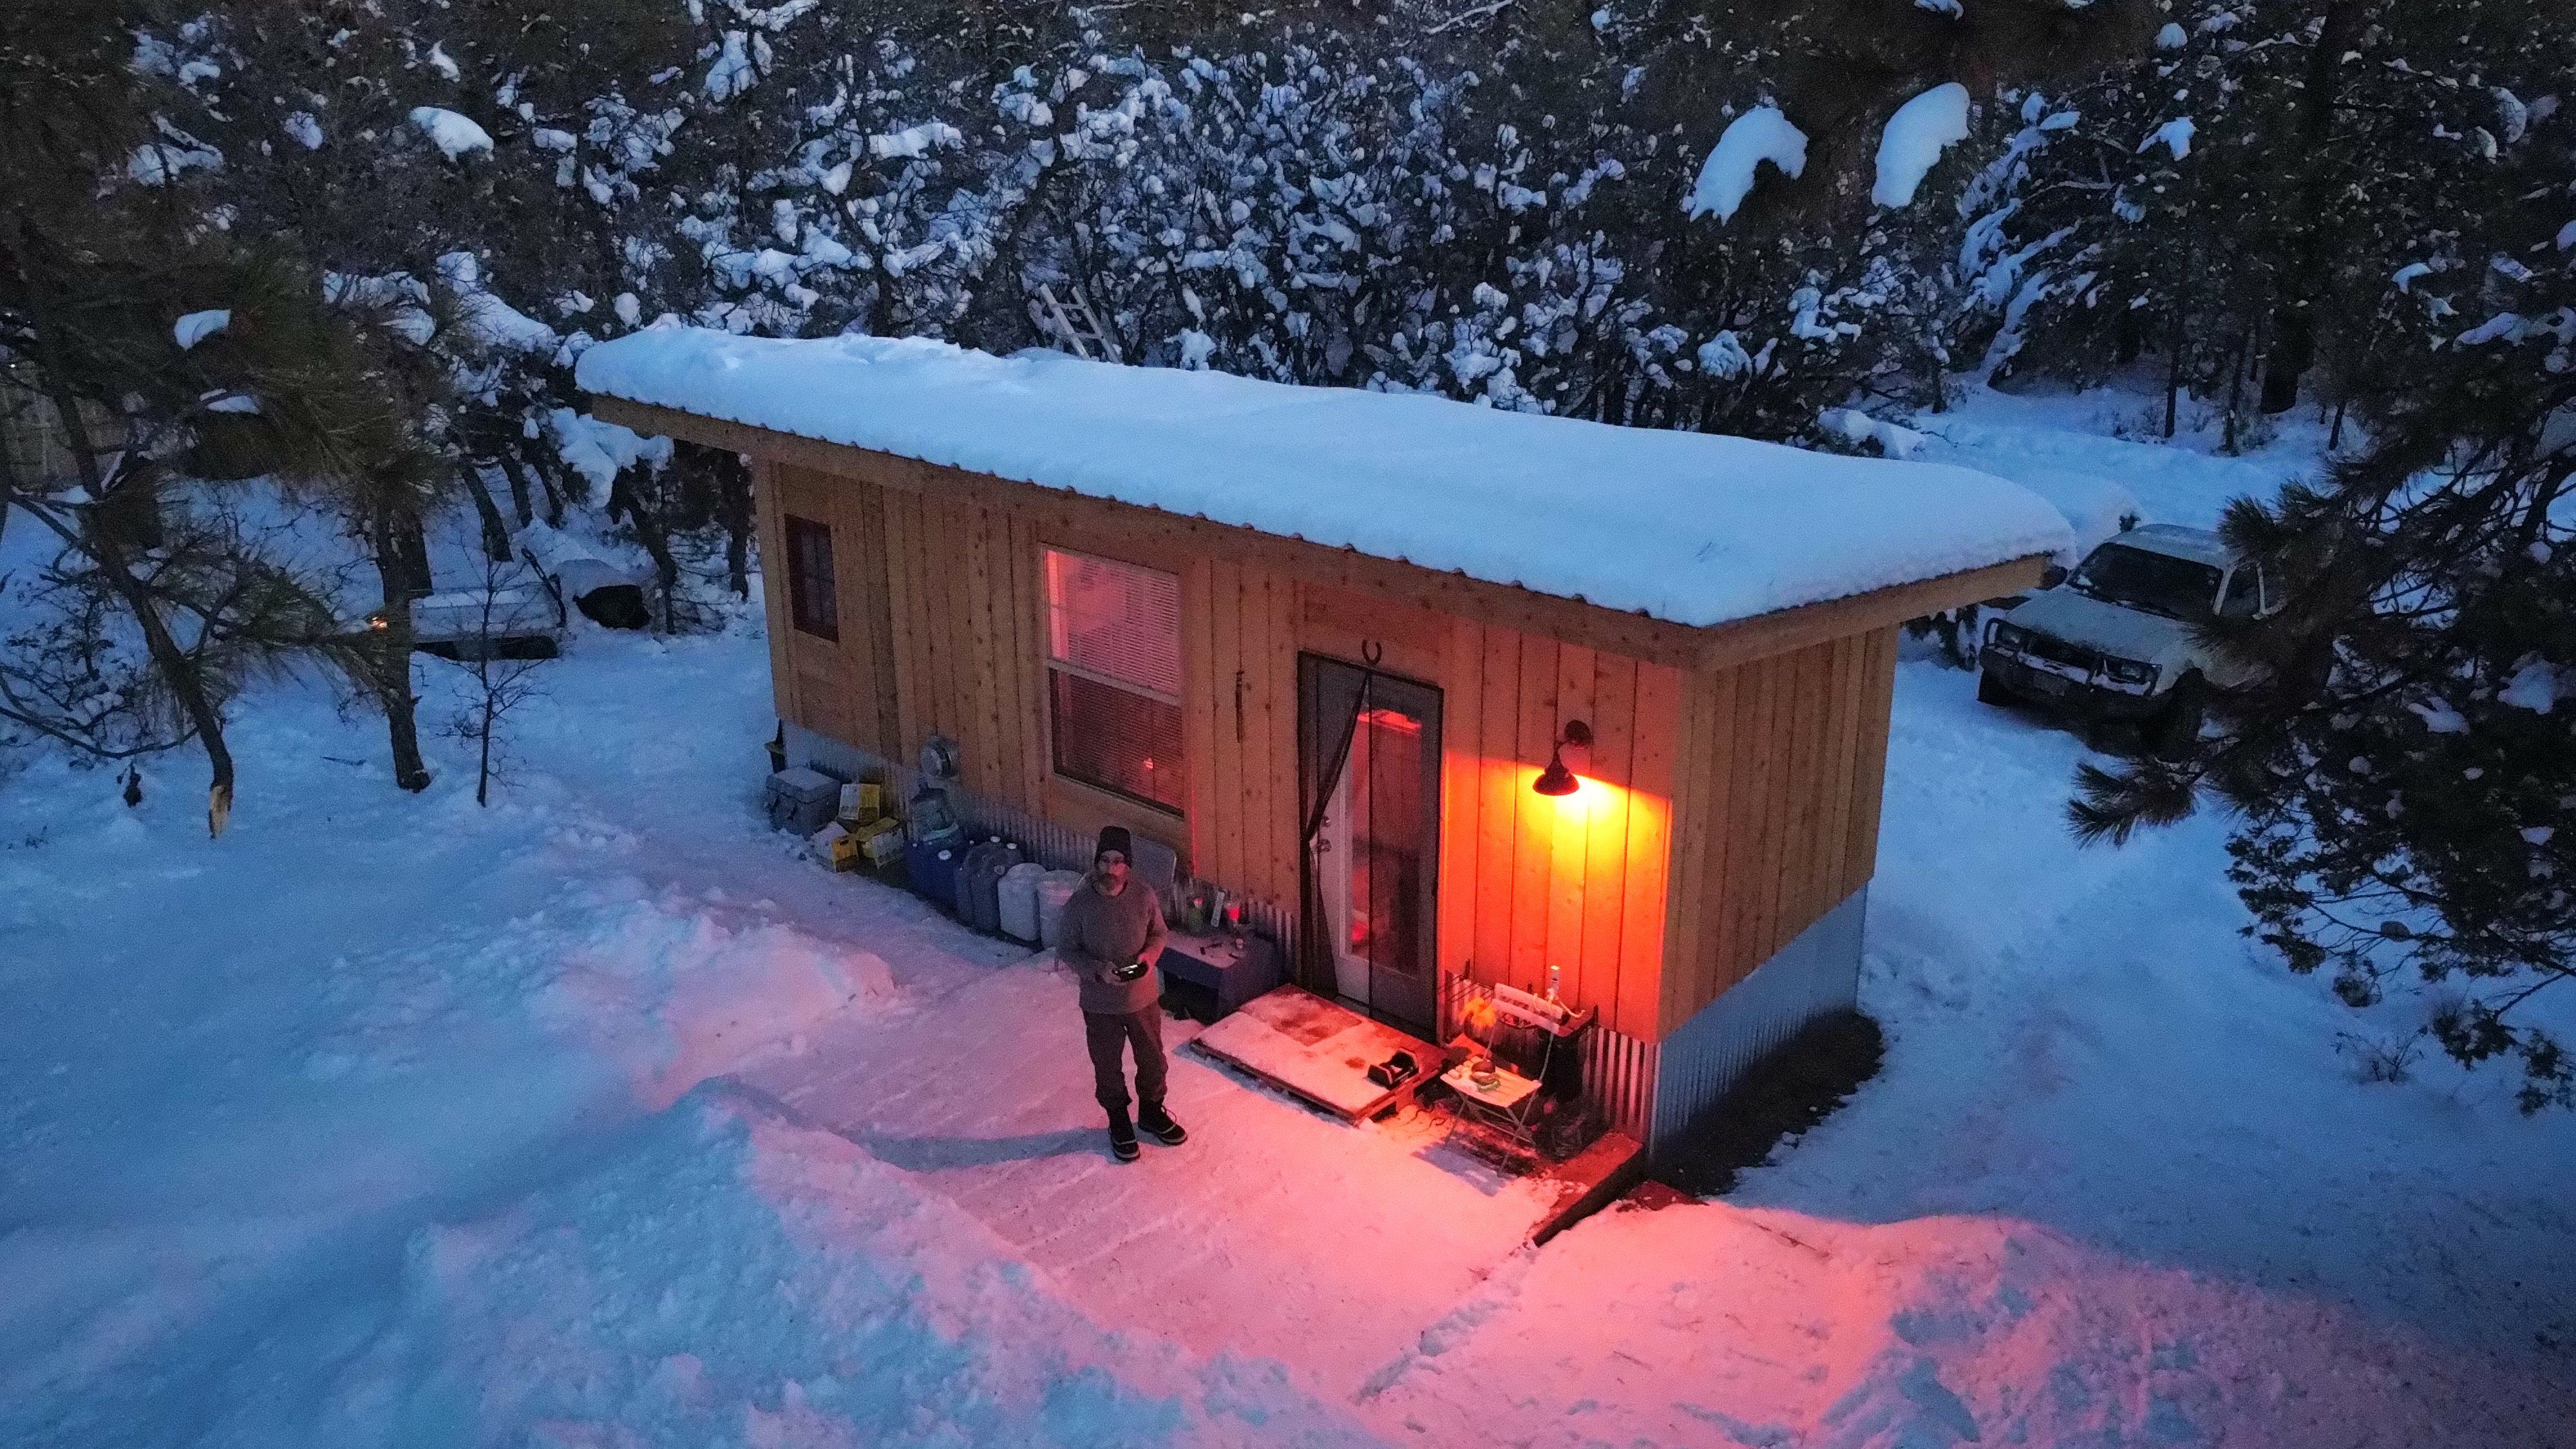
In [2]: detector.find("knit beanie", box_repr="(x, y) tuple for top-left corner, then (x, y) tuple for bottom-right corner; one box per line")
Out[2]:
(1095, 825), (1133, 864)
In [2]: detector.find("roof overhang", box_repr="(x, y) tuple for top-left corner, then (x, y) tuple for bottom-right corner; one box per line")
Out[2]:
(591, 393), (2049, 674)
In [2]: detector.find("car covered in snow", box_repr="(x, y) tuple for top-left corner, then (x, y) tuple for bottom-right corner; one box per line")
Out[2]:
(1977, 523), (2273, 752)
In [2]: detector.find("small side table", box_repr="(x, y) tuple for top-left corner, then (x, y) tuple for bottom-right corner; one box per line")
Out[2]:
(1440, 1061), (1544, 1147)
(1159, 929), (1283, 1021)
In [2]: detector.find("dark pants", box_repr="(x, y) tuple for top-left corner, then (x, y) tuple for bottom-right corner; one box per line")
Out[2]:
(1083, 1007), (1167, 1118)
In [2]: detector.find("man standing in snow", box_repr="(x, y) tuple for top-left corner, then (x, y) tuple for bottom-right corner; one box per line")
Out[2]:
(1058, 826), (1186, 1161)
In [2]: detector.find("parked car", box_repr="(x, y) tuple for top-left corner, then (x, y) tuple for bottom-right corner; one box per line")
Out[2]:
(1978, 524), (2274, 753)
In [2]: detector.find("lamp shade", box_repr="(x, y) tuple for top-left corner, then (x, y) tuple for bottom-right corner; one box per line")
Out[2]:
(1532, 747), (1580, 797)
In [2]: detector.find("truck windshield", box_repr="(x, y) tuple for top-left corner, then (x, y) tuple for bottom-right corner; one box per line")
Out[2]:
(2067, 543), (2222, 621)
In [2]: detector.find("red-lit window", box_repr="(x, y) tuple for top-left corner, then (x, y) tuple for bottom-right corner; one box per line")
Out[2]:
(1045, 547), (1184, 813)
(784, 515), (838, 640)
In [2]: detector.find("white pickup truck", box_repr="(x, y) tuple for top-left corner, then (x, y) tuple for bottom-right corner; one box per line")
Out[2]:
(1977, 523), (2273, 754)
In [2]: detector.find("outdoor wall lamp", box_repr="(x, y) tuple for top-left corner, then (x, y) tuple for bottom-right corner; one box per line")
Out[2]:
(1532, 720), (1592, 797)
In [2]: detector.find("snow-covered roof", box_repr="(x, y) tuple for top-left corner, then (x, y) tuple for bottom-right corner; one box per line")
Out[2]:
(574, 328), (2070, 630)
(2114, 523), (2231, 569)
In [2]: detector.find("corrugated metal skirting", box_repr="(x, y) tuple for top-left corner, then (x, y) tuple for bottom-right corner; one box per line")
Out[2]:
(1438, 972), (1661, 1146)
(1647, 886), (1868, 1158)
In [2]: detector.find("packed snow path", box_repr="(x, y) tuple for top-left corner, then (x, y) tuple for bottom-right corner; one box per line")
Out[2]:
(5, 388), (2572, 1446)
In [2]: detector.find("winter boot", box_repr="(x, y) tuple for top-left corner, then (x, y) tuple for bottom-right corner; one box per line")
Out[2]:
(1107, 1111), (1141, 1162)
(1137, 1105), (1187, 1146)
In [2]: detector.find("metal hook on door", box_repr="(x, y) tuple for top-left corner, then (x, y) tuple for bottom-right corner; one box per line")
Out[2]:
(1361, 640), (1383, 668)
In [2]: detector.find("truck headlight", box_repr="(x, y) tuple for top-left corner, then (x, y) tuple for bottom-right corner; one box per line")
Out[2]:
(2103, 657), (2157, 687)
(1989, 621), (2034, 653)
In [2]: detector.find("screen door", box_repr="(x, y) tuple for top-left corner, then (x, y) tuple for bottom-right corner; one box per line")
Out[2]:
(1300, 654), (1441, 1039)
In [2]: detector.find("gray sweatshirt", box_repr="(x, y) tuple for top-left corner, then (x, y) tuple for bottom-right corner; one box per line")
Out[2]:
(1058, 872), (1168, 1015)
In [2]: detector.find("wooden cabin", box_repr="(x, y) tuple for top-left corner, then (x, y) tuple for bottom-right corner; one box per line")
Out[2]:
(577, 329), (2067, 1153)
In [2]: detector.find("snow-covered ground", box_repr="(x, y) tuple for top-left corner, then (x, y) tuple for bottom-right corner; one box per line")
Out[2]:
(5, 386), (2571, 1447)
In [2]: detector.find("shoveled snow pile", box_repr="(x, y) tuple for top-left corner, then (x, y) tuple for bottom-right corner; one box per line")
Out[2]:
(1874, 82), (1972, 208)
(536, 902), (899, 1108)
(1685, 104), (1808, 222)
(577, 328), (2070, 627)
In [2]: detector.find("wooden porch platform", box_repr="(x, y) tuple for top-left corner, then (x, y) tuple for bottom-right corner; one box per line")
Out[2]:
(1189, 985), (1439, 1121)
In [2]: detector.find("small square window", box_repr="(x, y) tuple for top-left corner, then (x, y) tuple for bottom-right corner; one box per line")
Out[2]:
(784, 515), (838, 641)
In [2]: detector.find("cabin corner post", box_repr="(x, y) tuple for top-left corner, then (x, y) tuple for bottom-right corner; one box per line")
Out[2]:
(1634, 629), (1896, 1158)
(750, 455), (799, 734)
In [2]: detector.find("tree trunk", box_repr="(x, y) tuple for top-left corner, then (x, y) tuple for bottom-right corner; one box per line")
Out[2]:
(368, 499), (434, 793)
(497, 448), (536, 527)
(91, 516), (237, 833)
(393, 506), (434, 595)
(522, 446), (570, 527)
(2163, 329), (2184, 440)
(462, 462), (513, 563)
(2259, 0), (2368, 414)
(609, 466), (682, 632)
(476, 682), (495, 807)
(2223, 329), (2249, 454)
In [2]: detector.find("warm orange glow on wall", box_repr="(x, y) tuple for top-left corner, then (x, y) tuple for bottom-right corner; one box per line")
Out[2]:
(1551, 775), (1624, 821)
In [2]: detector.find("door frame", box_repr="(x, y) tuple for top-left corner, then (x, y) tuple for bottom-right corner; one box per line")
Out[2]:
(1296, 651), (1443, 1041)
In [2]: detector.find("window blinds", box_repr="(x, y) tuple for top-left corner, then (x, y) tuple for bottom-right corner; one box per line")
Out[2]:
(1045, 547), (1182, 701)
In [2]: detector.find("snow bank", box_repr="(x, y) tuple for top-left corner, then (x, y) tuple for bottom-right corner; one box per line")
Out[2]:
(577, 329), (2069, 628)
(537, 907), (898, 1109)
(1873, 82), (1971, 208)
(1686, 104), (1808, 222)
(359, 1083), (1378, 1446)
(1374, 1202), (2576, 1447)
(408, 106), (493, 160)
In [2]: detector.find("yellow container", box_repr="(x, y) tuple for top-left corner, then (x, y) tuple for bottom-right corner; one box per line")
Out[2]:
(827, 833), (862, 872)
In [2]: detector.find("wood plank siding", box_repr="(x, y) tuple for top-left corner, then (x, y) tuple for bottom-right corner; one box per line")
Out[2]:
(1654, 625), (1902, 1037)
(681, 406), (2026, 1046)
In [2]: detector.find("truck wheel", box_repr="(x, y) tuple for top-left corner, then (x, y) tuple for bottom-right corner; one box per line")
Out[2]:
(2152, 675), (2207, 759)
(1976, 668), (2011, 705)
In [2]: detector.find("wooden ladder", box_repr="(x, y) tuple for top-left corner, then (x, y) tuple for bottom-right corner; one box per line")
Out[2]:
(1035, 283), (1123, 363)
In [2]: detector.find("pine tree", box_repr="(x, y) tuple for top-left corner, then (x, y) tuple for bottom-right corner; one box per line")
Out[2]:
(3, 3), (439, 830)
(2070, 82), (2576, 1108)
